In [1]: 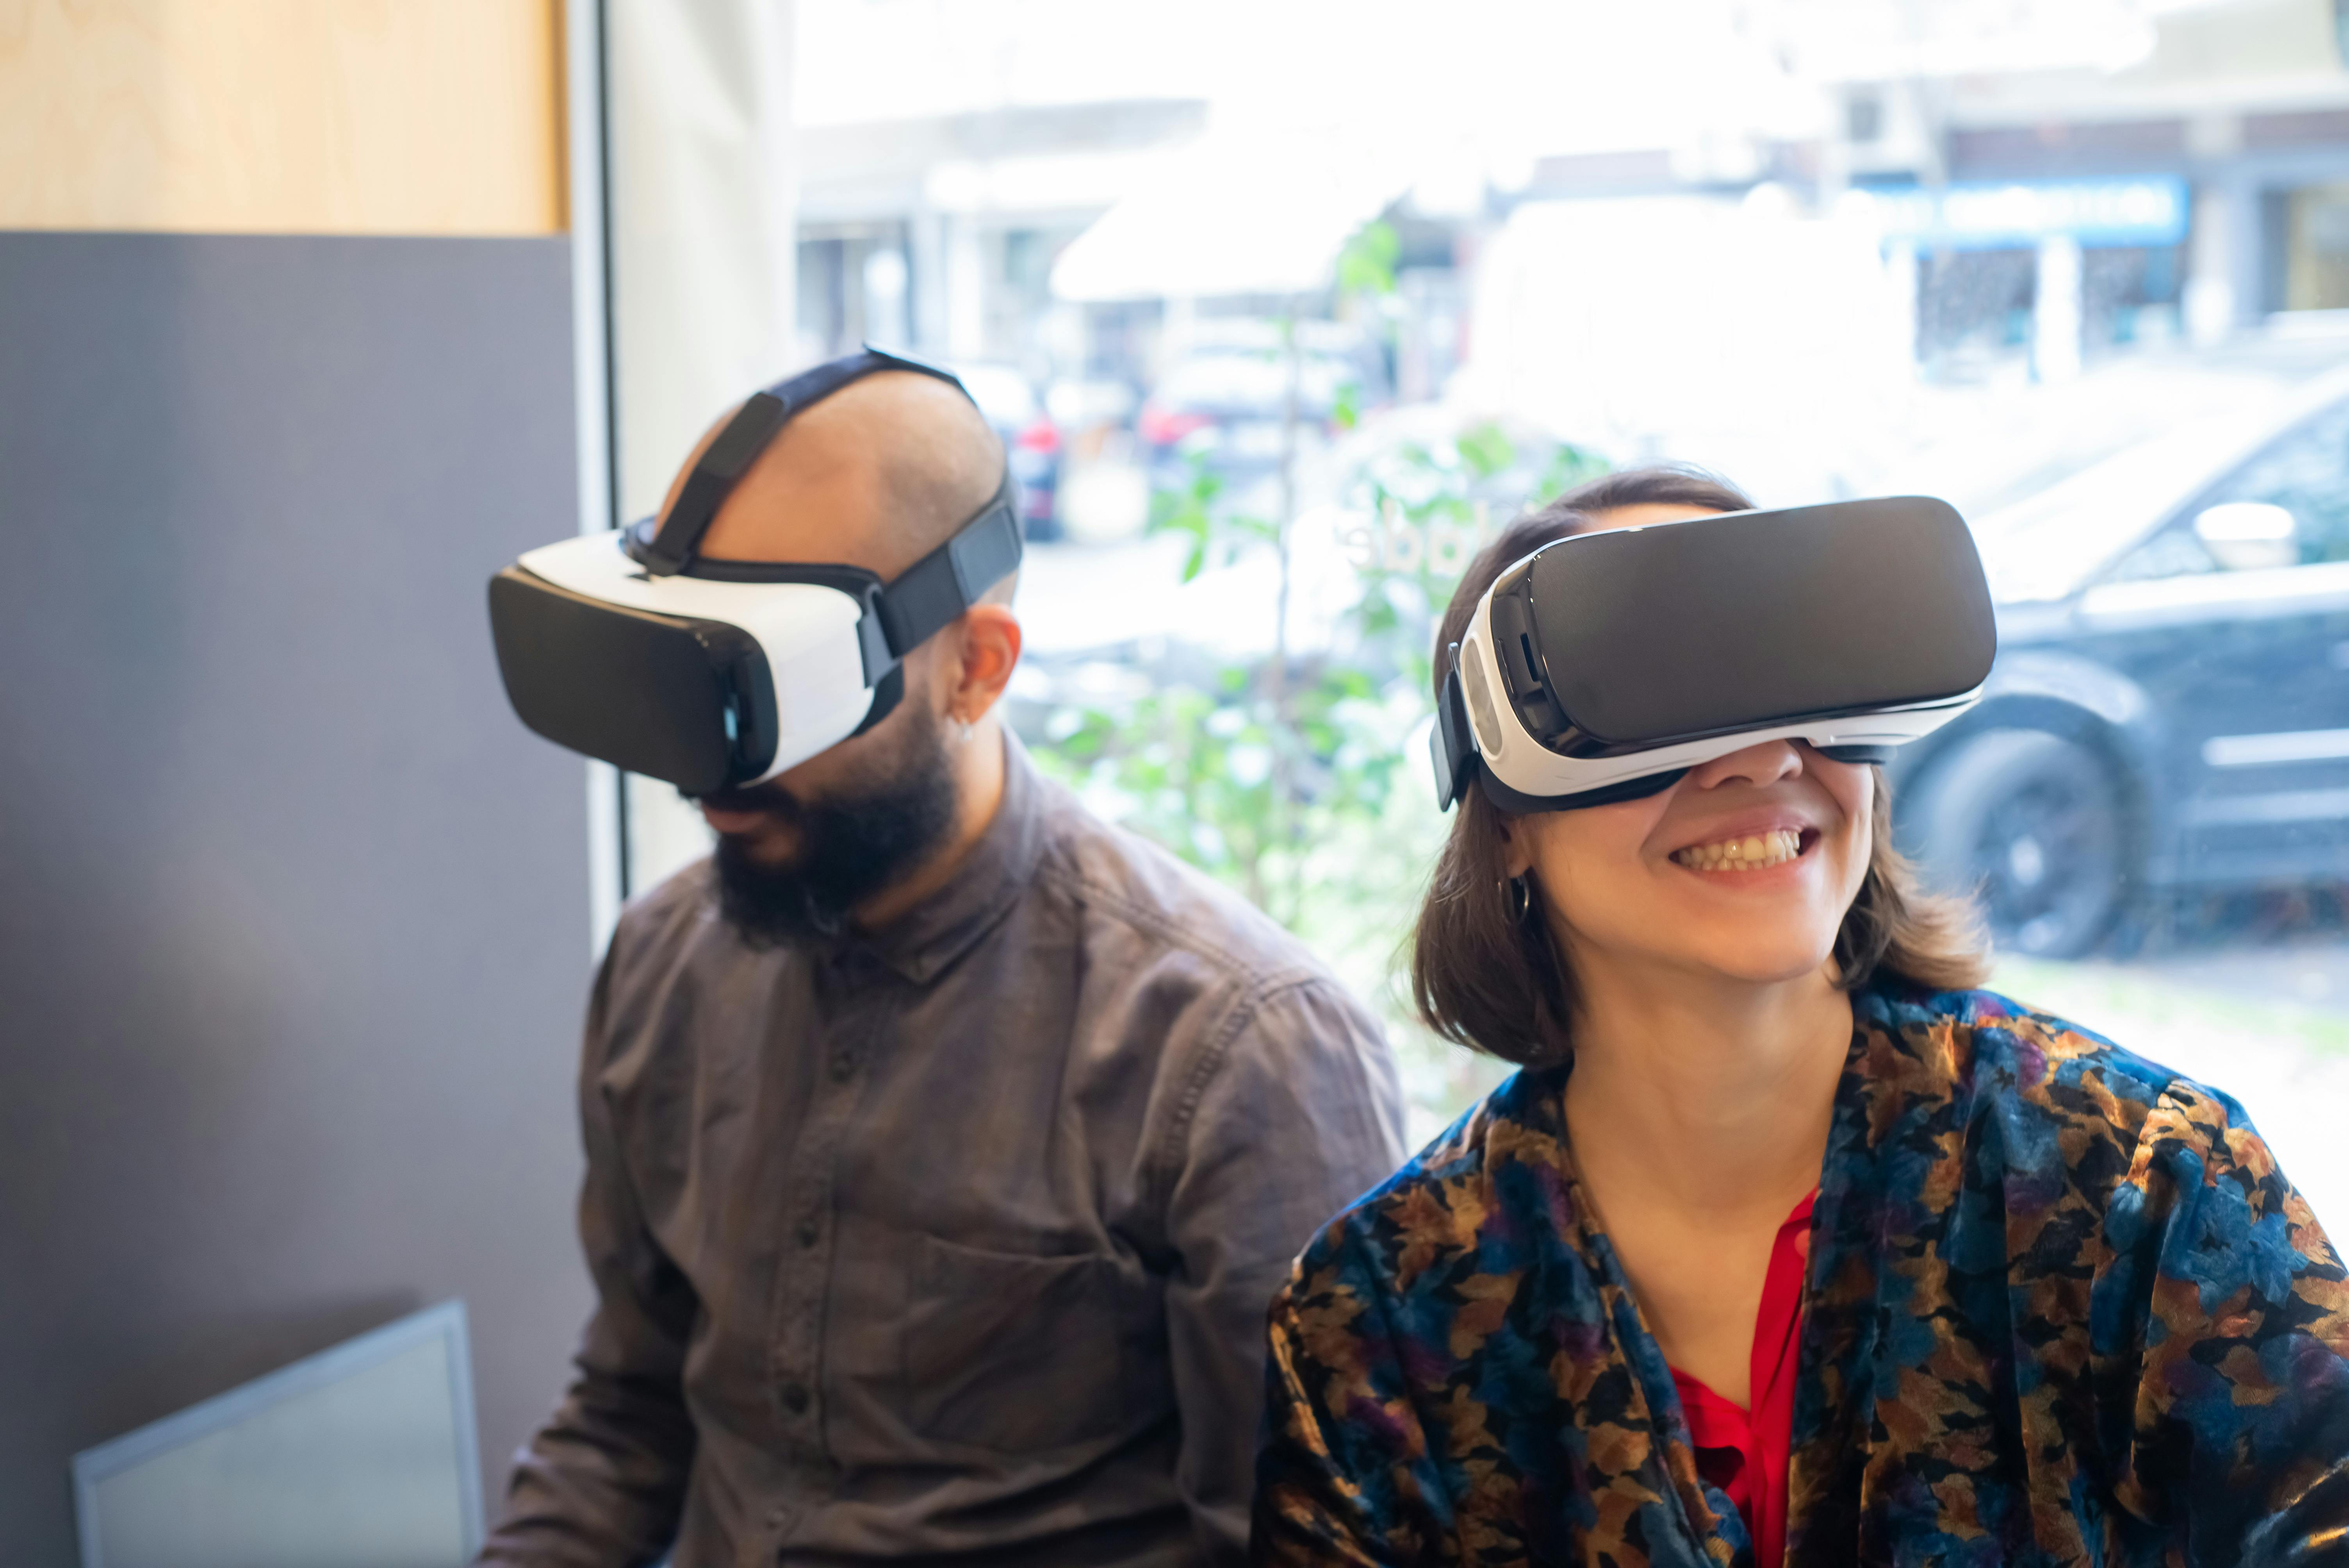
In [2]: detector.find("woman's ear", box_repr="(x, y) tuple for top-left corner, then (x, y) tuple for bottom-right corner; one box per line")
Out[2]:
(1497, 814), (1536, 880)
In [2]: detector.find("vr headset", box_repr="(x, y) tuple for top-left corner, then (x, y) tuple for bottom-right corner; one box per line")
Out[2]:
(1432, 496), (1995, 814)
(488, 347), (1021, 796)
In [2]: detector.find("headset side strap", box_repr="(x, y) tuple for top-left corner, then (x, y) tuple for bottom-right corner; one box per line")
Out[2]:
(874, 480), (1022, 657)
(852, 665), (906, 737)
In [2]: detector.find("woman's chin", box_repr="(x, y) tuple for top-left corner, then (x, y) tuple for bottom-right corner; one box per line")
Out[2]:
(1652, 919), (1842, 987)
(1694, 947), (1841, 987)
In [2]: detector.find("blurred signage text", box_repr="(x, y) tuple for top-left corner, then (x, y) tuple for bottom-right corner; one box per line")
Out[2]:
(1860, 177), (2189, 249)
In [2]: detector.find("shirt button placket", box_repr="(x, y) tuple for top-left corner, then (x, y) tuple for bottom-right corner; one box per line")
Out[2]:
(774, 1017), (867, 1468)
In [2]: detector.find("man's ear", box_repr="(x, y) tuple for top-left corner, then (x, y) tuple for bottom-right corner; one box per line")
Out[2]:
(943, 604), (1021, 724)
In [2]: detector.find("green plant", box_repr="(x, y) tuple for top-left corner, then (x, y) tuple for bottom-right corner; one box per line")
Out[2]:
(1033, 222), (1606, 1134)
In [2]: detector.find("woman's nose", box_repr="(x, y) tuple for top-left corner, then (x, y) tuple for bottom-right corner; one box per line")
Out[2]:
(1687, 739), (1804, 791)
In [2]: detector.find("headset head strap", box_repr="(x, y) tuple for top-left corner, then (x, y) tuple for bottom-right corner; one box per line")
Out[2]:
(634, 344), (970, 577)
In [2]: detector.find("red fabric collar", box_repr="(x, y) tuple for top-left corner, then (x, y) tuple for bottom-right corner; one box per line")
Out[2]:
(1668, 1189), (1815, 1568)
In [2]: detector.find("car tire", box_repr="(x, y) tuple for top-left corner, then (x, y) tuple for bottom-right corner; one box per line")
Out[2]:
(1901, 728), (2131, 960)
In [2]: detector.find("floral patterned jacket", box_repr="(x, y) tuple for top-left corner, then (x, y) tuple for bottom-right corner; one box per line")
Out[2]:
(1253, 983), (2349, 1567)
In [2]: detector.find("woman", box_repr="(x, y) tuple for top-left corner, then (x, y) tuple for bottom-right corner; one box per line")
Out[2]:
(1251, 468), (2349, 1567)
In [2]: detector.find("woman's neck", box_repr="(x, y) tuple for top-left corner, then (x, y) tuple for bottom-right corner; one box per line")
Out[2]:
(1562, 959), (1853, 1221)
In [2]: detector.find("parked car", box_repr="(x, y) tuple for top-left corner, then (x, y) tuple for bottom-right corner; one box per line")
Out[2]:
(954, 362), (1062, 542)
(1138, 344), (1388, 488)
(1892, 366), (2349, 956)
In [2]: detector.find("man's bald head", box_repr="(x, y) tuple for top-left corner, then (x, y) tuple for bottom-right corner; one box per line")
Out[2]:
(673, 371), (1009, 590)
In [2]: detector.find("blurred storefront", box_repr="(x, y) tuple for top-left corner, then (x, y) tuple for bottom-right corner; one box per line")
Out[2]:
(1501, 0), (2349, 376)
(795, 97), (1207, 379)
(784, 0), (2349, 433)
(2277, 175), (2349, 310)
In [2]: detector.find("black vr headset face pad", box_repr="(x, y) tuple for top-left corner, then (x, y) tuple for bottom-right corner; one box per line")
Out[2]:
(662, 372), (1019, 843)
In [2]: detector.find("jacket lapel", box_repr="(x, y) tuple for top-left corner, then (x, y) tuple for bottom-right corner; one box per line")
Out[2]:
(1786, 987), (1980, 1568)
(1505, 1074), (1750, 1567)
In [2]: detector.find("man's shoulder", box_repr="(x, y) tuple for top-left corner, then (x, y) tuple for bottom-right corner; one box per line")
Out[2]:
(1025, 775), (1403, 1173)
(597, 856), (757, 1009)
(1027, 775), (1337, 1001)
(610, 856), (718, 951)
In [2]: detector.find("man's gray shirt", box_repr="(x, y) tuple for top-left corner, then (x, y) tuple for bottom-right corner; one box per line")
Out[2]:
(482, 739), (1407, 1566)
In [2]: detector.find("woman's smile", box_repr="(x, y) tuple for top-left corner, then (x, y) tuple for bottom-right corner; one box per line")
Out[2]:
(1668, 825), (1819, 874)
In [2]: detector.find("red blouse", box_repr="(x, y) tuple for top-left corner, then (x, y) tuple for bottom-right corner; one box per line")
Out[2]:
(1667, 1190), (1816, 1568)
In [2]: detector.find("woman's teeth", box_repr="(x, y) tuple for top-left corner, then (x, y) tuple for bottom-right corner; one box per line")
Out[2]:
(1672, 829), (1802, 872)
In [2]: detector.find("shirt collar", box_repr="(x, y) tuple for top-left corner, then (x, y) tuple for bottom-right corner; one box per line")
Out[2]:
(830, 729), (1046, 987)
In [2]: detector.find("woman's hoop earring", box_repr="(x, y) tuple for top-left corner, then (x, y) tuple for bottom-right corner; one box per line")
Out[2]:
(1504, 874), (1533, 924)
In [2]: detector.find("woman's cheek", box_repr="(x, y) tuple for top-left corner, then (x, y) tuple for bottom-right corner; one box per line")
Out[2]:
(1819, 754), (1874, 829)
(1529, 814), (1645, 931)
(1842, 780), (1875, 889)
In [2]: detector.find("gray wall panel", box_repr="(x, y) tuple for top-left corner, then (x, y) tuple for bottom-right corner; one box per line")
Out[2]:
(0, 232), (594, 1563)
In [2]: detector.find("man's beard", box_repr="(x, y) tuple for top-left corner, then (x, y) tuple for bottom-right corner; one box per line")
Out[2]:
(705, 706), (961, 948)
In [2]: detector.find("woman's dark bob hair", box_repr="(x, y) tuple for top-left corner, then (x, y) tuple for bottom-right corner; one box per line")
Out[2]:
(1410, 465), (1992, 1065)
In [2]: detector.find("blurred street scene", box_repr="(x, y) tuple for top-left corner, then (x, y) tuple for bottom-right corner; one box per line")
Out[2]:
(621, 0), (2349, 1206)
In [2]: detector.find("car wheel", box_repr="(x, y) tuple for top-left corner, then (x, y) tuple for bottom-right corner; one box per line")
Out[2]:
(1902, 728), (2130, 959)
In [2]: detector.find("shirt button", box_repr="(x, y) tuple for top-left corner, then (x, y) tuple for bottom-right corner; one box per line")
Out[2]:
(796, 1218), (820, 1248)
(829, 1052), (855, 1082)
(781, 1382), (810, 1415)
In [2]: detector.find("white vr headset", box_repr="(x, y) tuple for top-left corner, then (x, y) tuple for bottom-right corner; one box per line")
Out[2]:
(1432, 496), (1996, 814)
(488, 347), (1021, 795)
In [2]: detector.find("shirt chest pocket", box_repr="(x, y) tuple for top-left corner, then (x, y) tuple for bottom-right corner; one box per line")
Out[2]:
(898, 1234), (1148, 1452)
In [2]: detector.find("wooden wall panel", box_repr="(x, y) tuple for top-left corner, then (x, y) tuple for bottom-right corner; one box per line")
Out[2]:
(0, 0), (563, 234)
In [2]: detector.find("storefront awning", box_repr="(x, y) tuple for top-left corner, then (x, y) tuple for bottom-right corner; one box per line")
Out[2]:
(1050, 127), (1408, 302)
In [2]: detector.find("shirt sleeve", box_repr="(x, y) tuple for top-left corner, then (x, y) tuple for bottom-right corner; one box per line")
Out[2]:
(2095, 1080), (2349, 1567)
(1160, 977), (1408, 1564)
(476, 944), (698, 1568)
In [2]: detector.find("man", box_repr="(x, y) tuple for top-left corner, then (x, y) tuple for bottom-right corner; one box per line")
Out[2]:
(481, 360), (1406, 1566)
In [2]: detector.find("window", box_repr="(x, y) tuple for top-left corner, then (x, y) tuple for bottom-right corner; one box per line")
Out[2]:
(620, 3), (2349, 1192)
(2103, 397), (2349, 582)
(2206, 399), (2349, 564)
